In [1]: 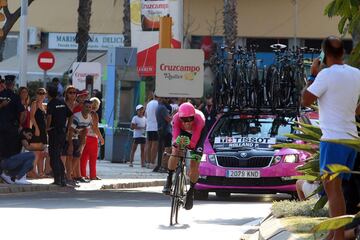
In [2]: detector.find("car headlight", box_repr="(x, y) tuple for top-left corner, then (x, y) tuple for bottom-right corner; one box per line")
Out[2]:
(283, 154), (298, 163)
(208, 154), (217, 164)
(200, 154), (207, 162)
(271, 155), (282, 165)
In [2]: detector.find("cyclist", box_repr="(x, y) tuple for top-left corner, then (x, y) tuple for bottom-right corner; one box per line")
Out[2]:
(162, 102), (206, 210)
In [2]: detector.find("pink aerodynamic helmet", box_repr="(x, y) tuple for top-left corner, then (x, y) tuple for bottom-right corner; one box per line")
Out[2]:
(178, 102), (195, 118)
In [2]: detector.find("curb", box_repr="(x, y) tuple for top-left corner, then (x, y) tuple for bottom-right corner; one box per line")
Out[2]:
(101, 180), (166, 190)
(0, 179), (166, 194)
(0, 184), (63, 194)
(259, 215), (299, 240)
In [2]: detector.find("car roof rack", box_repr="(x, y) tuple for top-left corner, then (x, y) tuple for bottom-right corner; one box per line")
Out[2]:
(218, 106), (301, 118)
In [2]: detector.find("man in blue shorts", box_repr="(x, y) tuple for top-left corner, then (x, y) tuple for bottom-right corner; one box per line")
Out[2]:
(302, 36), (360, 240)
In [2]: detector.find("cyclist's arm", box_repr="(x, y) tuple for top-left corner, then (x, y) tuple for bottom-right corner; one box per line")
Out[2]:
(172, 114), (181, 145)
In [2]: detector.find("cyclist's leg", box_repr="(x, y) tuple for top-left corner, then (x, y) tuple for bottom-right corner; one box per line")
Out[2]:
(185, 128), (206, 210)
(163, 131), (190, 194)
(168, 146), (180, 171)
(188, 127), (206, 183)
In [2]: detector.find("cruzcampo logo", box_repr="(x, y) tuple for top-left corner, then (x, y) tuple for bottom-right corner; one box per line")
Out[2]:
(160, 63), (201, 81)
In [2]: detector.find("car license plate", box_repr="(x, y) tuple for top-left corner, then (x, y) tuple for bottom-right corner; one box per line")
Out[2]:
(226, 170), (260, 178)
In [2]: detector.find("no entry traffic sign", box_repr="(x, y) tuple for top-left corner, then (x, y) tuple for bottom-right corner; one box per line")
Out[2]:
(38, 51), (55, 71)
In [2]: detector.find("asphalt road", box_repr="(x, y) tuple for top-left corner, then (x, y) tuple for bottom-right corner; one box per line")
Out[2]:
(0, 187), (290, 240)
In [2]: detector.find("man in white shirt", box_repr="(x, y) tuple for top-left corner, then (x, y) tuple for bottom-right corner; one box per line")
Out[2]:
(302, 36), (360, 240)
(145, 93), (159, 169)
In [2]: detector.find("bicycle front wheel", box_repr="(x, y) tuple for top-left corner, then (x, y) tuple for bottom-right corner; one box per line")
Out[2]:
(170, 170), (181, 225)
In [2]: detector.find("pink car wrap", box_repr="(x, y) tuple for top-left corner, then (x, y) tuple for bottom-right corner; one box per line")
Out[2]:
(195, 113), (316, 196)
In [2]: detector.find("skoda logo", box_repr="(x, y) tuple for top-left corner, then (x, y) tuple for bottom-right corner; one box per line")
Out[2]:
(240, 152), (247, 158)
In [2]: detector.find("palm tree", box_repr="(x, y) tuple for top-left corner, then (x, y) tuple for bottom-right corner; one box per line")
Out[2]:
(223, 0), (238, 49)
(123, 0), (131, 47)
(76, 0), (92, 62)
(0, 0), (35, 62)
(325, 0), (360, 67)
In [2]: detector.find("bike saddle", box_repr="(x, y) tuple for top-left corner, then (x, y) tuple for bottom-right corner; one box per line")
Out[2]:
(270, 43), (287, 50)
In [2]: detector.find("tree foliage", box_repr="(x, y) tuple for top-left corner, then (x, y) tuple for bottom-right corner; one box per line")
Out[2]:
(223, 0), (237, 49)
(0, 0), (35, 61)
(76, 0), (92, 62)
(325, 0), (360, 67)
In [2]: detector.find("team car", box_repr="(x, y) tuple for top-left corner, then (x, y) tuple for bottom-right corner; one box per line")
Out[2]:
(194, 111), (318, 199)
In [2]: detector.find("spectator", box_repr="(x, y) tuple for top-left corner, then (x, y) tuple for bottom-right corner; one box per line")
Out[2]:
(80, 97), (104, 180)
(0, 75), (26, 161)
(52, 77), (64, 98)
(145, 92), (159, 169)
(200, 94), (217, 133)
(155, 97), (172, 173)
(93, 89), (105, 160)
(61, 85), (78, 182)
(67, 100), (93, 183)
(129, 105), (146, 167)
(46, 85), (73, 186)
(169, 98), (179, 115)
(302, 36), (360, 240)
(73, 89), (89, 113)
(28, 88), (48, 179)
(296, 180), (319, 200)
(0, 128), (45, 184)
(0, 77), (5, 92)
(70, 89), (89, 182)
(18, 86), (31, 129)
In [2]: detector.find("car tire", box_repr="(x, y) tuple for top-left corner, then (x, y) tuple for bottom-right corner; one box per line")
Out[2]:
(194, 190), (209, 200)
(216, 192), (231, 199)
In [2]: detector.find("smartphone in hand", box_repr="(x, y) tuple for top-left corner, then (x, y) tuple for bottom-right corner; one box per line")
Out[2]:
(319, 51), (325, 65)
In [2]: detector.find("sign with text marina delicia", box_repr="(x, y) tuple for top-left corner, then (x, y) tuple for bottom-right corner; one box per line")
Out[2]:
(156, 49), (204, 98)
(48, 33), (124, 50)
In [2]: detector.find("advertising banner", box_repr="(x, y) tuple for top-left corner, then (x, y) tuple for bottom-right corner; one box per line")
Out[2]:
(130, 0), (183, 76)
(156, 49), (204, 97)
(72, 62), (102, 91)
(49, 33), (124, 50)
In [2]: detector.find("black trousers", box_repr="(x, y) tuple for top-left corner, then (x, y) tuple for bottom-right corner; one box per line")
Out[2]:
(343, 153), (360, 229)
(48, 128), (66, 182)
(157, 130), (172, 168)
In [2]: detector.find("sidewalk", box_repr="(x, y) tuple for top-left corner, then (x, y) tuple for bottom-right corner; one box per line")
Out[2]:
(0, 149), (167, 194)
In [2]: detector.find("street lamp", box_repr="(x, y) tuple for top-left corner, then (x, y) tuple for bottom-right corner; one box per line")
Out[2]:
(19, 0), (28, 87)
(293, 0), (298, 47)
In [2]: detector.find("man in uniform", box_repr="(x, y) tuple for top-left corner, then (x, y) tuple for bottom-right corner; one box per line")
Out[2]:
(0, 75), (26, 160)
(46, 85), (73, 186)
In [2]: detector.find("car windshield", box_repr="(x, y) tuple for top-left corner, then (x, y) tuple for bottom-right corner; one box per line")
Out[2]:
(210, 116), (295, 140)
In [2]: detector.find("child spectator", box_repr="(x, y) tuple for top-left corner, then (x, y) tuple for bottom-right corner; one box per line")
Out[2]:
(129, 105), (146, 167)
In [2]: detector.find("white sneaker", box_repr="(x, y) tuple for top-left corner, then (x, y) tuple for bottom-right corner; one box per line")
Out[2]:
(14, 177), (31, 185)
(0, 173), (14, 184)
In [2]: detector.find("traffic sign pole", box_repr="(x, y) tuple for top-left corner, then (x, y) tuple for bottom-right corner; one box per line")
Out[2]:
(43, 70), (47, 87)
(19, 0), (28, 87)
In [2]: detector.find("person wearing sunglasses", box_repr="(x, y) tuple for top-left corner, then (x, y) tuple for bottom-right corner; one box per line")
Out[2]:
(162, 102), (206, 210)
(28, 88), (47, 179)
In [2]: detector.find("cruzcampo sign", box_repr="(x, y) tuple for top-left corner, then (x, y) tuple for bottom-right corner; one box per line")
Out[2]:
(156, 49), (204, 98)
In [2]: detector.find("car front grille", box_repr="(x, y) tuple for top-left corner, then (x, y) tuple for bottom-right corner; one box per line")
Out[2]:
(216, 156), (272, 168)
(198, 176), (296, 187)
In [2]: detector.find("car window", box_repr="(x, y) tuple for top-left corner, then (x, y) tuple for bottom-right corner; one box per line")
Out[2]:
(210, 116), (295, 140)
